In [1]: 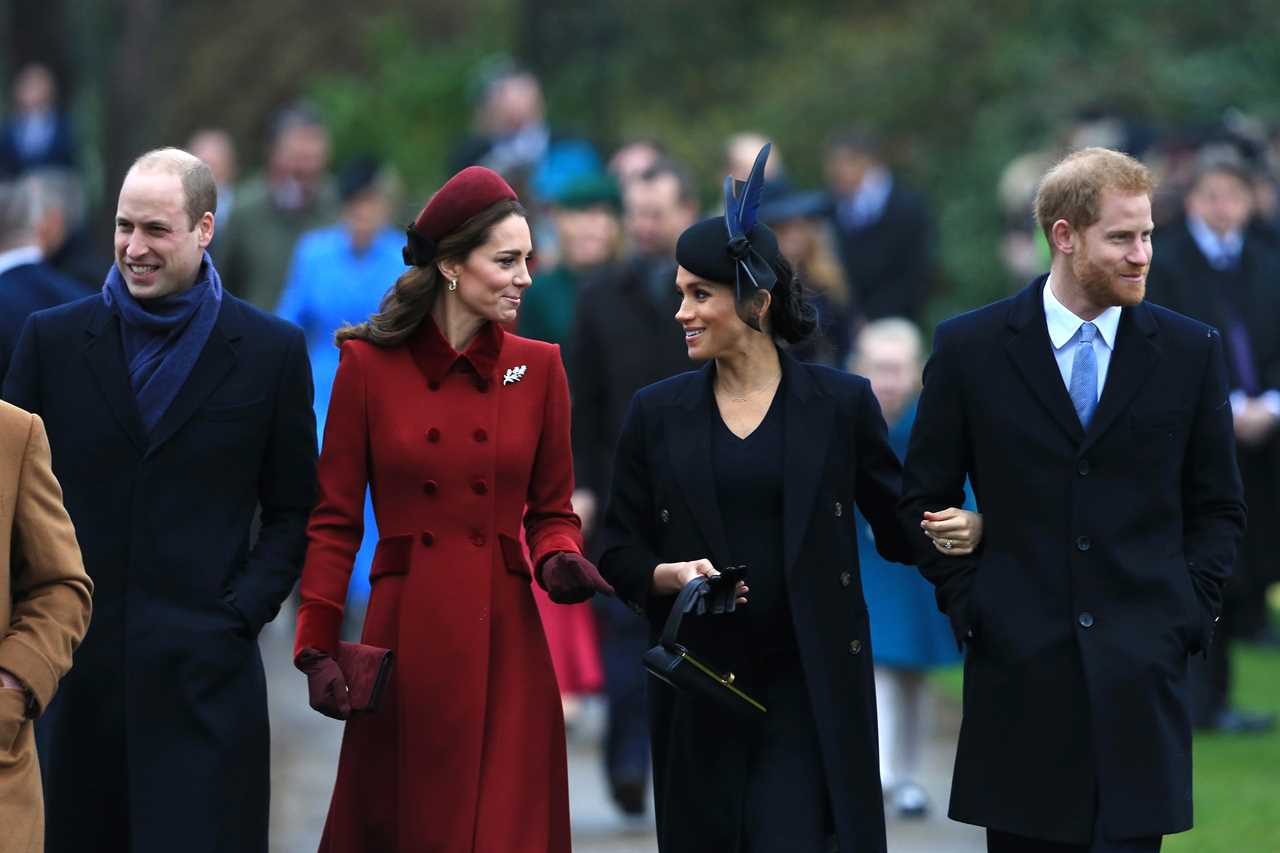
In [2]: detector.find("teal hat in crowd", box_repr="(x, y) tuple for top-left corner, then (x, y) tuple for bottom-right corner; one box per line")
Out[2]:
(553, 173), (622, 212)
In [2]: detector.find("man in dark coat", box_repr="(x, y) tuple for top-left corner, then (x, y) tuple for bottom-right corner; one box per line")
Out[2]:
(0, 64), (76, 178)
(568, 158), (698, 814)
(3, 148), (317, 853)
(902, 148), (1246, 851)
(0, 178), (83, 381)
(1146, 148), (1280, 734)
(824, 130), (936, 325)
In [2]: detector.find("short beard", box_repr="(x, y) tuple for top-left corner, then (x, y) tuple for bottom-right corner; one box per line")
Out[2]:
(1072, 250), (1145, 309)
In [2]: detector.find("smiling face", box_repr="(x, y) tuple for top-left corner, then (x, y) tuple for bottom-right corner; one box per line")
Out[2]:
(1054, 188), (1153, 314)
(674, 266), (757, 361)
(443, 213), (533, 325)
(114, 168), (213, 300)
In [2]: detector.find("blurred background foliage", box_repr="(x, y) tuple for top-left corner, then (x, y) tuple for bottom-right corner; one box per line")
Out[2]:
(5, 0), (1280, 323)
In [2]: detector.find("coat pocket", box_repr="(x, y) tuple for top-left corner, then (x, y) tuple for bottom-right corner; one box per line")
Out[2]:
(364, 535), (415, 649)
(0, 687), (26, 757)
(370, 534), (414, 583)
(498, 534), (533, 579)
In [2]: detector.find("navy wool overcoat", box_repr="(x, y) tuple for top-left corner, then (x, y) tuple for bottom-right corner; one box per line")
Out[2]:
(3, 293), (316, 853)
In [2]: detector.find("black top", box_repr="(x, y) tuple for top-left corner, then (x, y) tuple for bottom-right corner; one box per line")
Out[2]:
(711, 381), (795, 654)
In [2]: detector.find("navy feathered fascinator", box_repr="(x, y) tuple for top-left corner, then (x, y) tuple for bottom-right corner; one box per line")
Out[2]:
(676, 143), (782, 302)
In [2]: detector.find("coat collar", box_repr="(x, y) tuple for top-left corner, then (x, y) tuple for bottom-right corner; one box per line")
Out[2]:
(83, 294), (246, 456)
(1004, 275), (1160, 449)
(407, 315), (504, 385)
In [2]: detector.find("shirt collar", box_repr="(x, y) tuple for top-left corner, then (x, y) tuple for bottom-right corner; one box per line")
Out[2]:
(0, 245), (42, 278)
(1186, 214), (1244, 267)
(408, 314), (505, 385)
(843, 167), (893, 224)
(1042, 274), (1121, 350)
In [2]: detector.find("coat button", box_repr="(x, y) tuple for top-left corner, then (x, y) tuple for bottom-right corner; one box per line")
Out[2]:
(834, 501), (843, 517)
(660, 508), (670, 524)
(471, 530), (486, 547)
(1078, 612), (1095, 628)
(840, 571), (852, 588)
(1077, 459), (1090, 476)
(1076, 536), (1091, 552)
(428, 381), (440, 391)
(473, 429), (488, 443)
(848, 639), (862, 655)
(423, 480), (438, 495)
(427, 428), (440, 443)
(421, 531), (435, 547)
(472, 480), (488, 495)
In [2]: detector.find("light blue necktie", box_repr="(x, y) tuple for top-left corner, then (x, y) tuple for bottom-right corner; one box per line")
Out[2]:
(1070, 322), (1098, 429)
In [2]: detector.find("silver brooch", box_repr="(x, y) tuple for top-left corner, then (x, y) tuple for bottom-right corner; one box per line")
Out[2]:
(503, 365), (527, 385)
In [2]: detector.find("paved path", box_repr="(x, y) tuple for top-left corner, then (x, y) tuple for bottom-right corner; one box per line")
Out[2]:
(263, 620), (983, 852)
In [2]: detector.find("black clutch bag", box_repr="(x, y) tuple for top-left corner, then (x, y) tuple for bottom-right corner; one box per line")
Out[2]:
(642, 576), (766, 716)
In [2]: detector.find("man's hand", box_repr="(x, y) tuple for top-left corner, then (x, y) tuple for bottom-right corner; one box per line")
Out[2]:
(652, 559), (749, 605)
(1234, 397), (1279, 446)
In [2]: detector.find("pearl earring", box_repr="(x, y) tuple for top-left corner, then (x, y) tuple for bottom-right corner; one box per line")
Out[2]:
(448, 279), (458, 292)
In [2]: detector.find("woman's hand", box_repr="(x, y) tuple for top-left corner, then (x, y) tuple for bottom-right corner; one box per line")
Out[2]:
(295, 648), (351, 721)
(921, 507), (983, 557)
(652, 559), (749, 605)
(539, 552), (614, 603)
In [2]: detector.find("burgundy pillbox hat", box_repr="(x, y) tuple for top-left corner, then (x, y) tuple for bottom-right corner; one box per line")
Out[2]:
(402, 166), (519, 266)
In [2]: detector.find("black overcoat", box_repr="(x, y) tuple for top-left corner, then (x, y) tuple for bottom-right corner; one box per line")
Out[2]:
(2, 293), (316, 853)
(900, 278), (1246, 844)
(598, 351), (912, 853)
(1148, 219), (1280, 592)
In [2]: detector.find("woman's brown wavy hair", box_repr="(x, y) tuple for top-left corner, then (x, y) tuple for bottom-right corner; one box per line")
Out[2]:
(335, 199), (528, 347)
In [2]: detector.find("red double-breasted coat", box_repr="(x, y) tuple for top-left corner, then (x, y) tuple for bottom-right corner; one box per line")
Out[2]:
(295, 317), (582, 852)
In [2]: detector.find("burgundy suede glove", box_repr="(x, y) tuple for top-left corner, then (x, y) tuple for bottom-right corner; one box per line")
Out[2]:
(538, 552), (615, 604)
(295, 648), (352, 720)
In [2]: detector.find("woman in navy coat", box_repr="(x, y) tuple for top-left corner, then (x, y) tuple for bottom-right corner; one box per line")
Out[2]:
(597, 146), (981, 853)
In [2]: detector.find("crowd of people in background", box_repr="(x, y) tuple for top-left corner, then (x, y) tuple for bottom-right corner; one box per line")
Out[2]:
(1, 56), (1277, 837)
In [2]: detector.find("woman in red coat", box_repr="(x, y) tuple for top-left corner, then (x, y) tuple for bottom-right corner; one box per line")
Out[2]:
(293, 166), (612, 852)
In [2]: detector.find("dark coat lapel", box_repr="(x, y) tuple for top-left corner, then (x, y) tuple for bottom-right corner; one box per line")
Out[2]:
(146, 297), (240, 456)
(1004, 277), (1085, 444)
(83, 299), (147, 453)
(1080, 301), (1160, 453)
(780, 352), (833, 578)
(664, 363), (733, 569)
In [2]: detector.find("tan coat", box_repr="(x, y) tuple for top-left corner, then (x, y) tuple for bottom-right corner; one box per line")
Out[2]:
(0, 400), (92, 853)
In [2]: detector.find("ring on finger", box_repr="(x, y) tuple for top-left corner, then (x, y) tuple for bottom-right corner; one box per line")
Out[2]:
(941, 539), (954, 550)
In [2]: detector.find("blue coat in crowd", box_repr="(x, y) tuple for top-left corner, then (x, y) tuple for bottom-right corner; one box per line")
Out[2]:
(856, 397), (962, 670)
(276, 224), (405, 601)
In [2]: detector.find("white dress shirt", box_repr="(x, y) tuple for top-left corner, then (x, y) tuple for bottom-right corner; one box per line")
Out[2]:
(1043, 276), (1121, 403)
(836, 167), (893, 230)
(1186, 214), (1243, 269)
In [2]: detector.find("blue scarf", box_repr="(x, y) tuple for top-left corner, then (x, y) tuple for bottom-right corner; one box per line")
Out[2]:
(102, 252), (223, 434)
